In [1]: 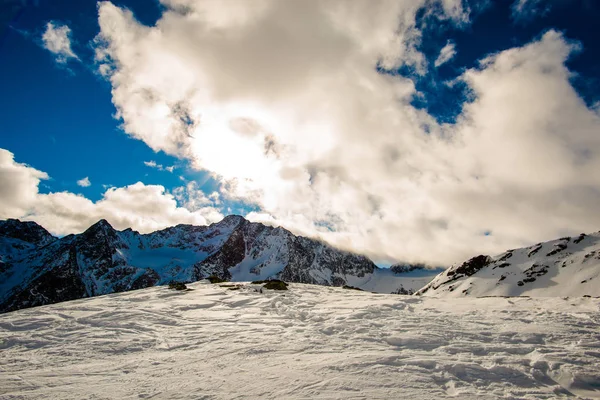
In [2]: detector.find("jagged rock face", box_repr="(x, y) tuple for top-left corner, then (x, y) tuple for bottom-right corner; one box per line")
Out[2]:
(193, 218), (248, 281)
(0, 246), (86, 313)
(0, 219), (56, 248)
(0, 219), (57, 268)
(0, 216), (388, 313)
(446, 255), (491, 280)
(416, 232), (600, 297)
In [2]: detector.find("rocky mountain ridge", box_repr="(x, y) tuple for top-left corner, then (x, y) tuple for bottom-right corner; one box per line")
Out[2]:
(416, 231), (600, 297)
(0, 216), (434, 312)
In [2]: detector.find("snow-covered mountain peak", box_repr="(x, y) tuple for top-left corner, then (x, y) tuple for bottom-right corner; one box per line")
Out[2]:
(416, 231), (600, 297)
(80, 218), (119, 242)
(87, 218), (113, 231)
(0, 219), (56, 247)
(216, 214), (246, 228)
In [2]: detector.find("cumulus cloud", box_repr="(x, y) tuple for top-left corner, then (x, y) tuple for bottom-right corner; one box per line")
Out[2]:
(84, 2), (600, 265)
(0, 149), (49, 219)
(0, 149), (223, 235)
(144, 160), (175, 172)
(434, 41), (457, 67)
(172, 181), (223, 221)
(42, 22), (79, 64)
(77, 177), (91, 187)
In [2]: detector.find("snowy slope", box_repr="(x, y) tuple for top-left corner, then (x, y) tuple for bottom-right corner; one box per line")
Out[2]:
(346, 265), (444, 294)
(417, 232), (600, 297)
(1, 282), (599, 399)
(0, 217), (428, 312)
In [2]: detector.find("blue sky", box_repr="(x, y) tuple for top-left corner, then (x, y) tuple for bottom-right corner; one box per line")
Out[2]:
(1, 0), (599, 265)
(1, 1), (200, 201)
(402, 0), (600, 121)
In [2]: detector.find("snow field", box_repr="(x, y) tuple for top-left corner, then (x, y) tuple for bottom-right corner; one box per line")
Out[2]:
(1, 281), (599, 399)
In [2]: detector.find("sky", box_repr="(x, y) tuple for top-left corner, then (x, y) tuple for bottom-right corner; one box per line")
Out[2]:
(0, 0), (599, 267)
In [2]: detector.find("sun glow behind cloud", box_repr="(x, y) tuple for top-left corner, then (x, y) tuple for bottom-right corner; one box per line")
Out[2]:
(89, 0), (600, 264)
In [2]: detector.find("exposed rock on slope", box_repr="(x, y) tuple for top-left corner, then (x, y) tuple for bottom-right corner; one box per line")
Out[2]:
(0, 216), (427, 312)
(416, 232), (600, 297)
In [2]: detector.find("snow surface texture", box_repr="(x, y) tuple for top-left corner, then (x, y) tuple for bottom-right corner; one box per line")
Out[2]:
(1, 282), (599, 399)
(0, 217), (437, 313)
(417, 232), (600, 297)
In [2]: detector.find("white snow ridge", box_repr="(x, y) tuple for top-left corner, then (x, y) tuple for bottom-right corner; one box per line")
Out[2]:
(417, 232), (600, 297)
(1, 282), (600, 399)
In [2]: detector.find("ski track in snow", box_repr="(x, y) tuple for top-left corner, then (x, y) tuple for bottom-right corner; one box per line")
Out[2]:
(1, 282), (599, 399)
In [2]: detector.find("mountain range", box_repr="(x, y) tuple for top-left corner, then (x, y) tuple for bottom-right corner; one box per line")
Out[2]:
(2, 216), (598, 313)
(0, 216), (437, 313)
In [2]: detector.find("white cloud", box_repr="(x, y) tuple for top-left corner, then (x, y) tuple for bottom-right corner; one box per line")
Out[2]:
(434, 41), (457, 67)
(0, 149), (49, 219)
(143, 160), (158, 168)
(77, 177), (91, 187)
(42, 22), (79, 64)
(172, 181), (224, 222)
(0, 149), (223, 236)
(144, 160), (175, 172)
(41, 2), (598, 265)
(511, 0), (548, 22)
